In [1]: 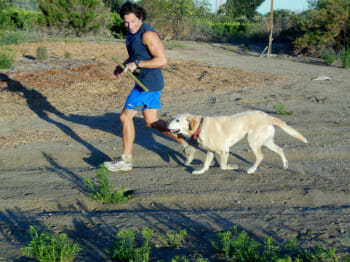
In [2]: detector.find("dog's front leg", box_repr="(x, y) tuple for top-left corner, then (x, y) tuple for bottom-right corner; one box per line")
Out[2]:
(192, 151), (214, 175)
(219, 150), (238, 170)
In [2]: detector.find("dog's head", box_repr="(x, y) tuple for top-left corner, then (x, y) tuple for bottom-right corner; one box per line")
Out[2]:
(168, 113), (202, 137)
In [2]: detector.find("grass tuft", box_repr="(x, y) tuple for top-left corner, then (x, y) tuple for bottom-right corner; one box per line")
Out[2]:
(36, 46), (48, 60)
(22, 226), (81, 262)
(84, 164), (131, 204)
(159, 229), (187, 248)
(273, 104), (295, 115)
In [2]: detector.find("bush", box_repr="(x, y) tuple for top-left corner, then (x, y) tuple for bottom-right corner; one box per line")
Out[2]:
(38, 0), (110, 36)
(342, 45), (350, 68)
(0, 52), (14, 69)
(3, 7), (45, 30)
(294, 0), (350, 56)
(22, 226), (81, 262)
(84, 165), (131, 204)
(36, 46), (48, 60)
(209, 22), (245, 39)
(108, 12), (127, 38)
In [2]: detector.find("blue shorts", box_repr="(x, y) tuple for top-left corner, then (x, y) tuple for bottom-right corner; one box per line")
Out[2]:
(124, 86), (162, 111)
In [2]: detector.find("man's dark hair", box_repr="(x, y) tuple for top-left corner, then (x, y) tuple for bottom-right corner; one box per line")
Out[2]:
(120, 2), (147, 20)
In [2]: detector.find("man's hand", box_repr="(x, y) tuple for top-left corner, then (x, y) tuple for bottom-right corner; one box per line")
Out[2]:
(113, 65), (124, 79)
(123, 62), (138, 73)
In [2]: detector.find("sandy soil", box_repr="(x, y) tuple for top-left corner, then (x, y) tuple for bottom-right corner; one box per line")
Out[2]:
(0, 40), (349, 261)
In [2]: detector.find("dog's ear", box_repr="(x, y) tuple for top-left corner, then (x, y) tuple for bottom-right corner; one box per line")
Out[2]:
(188, 117), (198, 131)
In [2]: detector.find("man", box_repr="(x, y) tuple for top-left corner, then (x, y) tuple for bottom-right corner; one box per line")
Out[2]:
(104, 2), (195, 172)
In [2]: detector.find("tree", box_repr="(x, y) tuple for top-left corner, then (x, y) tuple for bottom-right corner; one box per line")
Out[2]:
(294, 0), (350, 55)
(220, 0), (265, 18)
(102, 0), (123, 13)
(38, 0), (110, 35)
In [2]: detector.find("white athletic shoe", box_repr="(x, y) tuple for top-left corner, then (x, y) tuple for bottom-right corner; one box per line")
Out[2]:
(104, 154), (132, 172)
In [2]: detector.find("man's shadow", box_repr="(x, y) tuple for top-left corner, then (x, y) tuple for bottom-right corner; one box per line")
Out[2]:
(0, 73), (109, 166)
(0, 73), (183, 167)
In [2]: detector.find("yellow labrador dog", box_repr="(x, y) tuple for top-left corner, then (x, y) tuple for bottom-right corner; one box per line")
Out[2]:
(169, 111), (307, 174)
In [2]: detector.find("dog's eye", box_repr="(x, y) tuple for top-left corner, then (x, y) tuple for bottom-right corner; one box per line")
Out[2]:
(176, 119), (179, 122)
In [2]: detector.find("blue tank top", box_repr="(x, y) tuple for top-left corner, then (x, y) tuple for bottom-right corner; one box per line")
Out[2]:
(126, 23), (164, 92)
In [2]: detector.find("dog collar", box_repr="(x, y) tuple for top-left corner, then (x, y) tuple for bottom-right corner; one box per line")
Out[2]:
(191, 117), (204, 142)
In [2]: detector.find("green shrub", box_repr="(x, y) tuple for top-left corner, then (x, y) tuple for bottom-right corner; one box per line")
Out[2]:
(159, 229), (187, 248)
(273, 104), (295, 116)
(84, 164), (131, 204)
(0, 52), (14, 69)
(294, 0), (350, 55)
(342, 45), (350, 68)
(38, 0), (110, 36)
(22, 226), (81, 262)
(209, 22), (245, 39)
(108, 12), (127, 38)
(210, 226), (261, 261)
(4, 7), (45, 30)
(36, 46), (48, 60)
(110, 227), (153, 262)
(64, 51), (71, 59)
(323, 50), (337, 65)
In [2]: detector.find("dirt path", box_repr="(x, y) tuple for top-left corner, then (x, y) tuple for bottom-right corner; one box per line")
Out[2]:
(0, 40), (349, 261)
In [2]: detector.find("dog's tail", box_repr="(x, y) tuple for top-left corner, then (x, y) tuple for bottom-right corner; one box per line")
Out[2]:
(270, 117), (308, 143)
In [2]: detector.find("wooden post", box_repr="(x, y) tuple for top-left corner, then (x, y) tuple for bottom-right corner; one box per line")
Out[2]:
(268, 0), (274, 56)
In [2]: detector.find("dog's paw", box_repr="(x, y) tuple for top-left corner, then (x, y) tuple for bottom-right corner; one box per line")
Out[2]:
(247, 167), (256, 174)
(225, 164), (239, 170)
(283, 161), (288, 169)
(192, 169), (205, 175)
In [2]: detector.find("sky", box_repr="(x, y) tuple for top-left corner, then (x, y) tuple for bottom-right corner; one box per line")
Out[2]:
(209, 0), (309, 14)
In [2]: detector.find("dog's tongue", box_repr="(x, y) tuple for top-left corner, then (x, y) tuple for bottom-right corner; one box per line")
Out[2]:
(169, 129), (180, 134)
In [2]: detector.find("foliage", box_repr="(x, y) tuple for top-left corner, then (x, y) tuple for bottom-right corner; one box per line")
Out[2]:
(83, 164), (131, 204)
(342, 45), (350, 68)
(3, 7), (45, 30)
(140, 0), (198, 40)
(108, 12), (127, 38)
(323, 49), (338, 65)
(294, 0), (350, 55)
(209, 22), (245, 39)
(219, 0), (265, 18)
(159, 229), (187, 248)
(110, 227), (153, 262)
(38, 0), (110, 36)
(0, 52), (14, 69)
(210, 225), (261, 261)
(102, 0), (123, 13)
(22, 226), (81, 262)
(36, 46), (48, 60)
(0, 30), (41, 45)
(211, 226), (342, 262)
(273, 104), (294, 116)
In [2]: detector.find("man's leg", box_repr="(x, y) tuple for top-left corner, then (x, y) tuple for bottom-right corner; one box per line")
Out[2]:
(104, 108), (137, 171)
(143, 109), (183, 143)
(120, 108), (138, 155)
(143, 109), (196, 165)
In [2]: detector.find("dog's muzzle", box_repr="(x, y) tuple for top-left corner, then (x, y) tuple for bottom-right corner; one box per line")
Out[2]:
(169, 129), (180, 134)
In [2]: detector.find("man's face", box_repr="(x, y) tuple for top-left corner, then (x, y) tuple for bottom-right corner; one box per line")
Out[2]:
(123, 13), (142, 34)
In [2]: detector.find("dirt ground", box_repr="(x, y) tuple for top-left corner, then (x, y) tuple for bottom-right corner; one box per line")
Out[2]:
(0, 40), (349, 261)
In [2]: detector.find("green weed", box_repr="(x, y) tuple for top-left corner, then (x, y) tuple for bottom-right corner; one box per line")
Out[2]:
(211, 227), (341, 262)
(273, 104), (294, 116)
(36, 46), (48, 60)
(84, 164), (131, 204)
(109, 227), (153, 262)
(0, 52), (14, 69)
(342, 45), (350, 69)
(64, 51), (71, 59)
(166, 42), (187, 50)
(159, 229), (187, 248)
(323, 50), (337, 65)
(211, 225), (260, 261)
(22, 226), (81, 262)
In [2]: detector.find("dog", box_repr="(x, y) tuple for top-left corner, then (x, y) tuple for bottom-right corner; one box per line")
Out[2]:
(168, 110), (307, 174)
